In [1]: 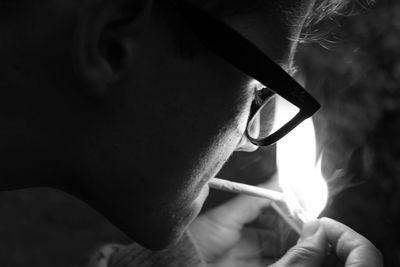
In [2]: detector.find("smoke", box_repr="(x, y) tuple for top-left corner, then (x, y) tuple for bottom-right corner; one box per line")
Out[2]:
(295, 39), (382, 204)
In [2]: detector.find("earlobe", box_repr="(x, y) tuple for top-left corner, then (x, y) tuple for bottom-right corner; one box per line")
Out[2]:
(72, 0), (153, 97)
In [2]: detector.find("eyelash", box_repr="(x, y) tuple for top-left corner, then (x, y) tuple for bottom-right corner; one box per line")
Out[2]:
(254, 87), (274, 106)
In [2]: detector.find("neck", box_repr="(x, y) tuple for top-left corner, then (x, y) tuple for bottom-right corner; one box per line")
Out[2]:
(0, 118), (71, 191)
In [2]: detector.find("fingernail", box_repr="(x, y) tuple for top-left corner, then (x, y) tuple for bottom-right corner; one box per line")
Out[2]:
(299, 219), (320, 241)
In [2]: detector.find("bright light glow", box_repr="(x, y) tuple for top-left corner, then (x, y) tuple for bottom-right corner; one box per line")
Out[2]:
(274, 97), (328, 222)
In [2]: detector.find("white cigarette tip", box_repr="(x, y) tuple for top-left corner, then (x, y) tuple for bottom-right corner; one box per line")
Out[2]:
(209, 177), (284, 202)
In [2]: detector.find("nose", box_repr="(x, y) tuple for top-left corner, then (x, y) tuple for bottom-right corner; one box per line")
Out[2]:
(236, 104), (260, 152)
(235, 133), (259, 152)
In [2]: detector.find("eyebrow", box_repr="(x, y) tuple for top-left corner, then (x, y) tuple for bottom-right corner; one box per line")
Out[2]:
(200, 0), (272, 17)
(201, 0), (311, 27)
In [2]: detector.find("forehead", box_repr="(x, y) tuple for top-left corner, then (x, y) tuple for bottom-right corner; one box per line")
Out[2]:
(197, 0), (311, 19)
(194, 0), (314, 63)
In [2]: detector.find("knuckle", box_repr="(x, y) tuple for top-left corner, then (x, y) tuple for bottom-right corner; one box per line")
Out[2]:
(290, 245), (321, 261)
(271, 246), (321, 267)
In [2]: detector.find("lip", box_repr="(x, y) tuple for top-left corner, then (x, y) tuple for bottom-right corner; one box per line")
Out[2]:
(181, 183), (209, 225)
(194, 183), (210, 205)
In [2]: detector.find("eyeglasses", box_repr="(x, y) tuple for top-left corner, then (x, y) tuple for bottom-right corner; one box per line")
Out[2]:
(170, 0), (320, 146)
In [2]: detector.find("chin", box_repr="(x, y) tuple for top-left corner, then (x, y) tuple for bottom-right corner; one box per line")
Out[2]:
(132, 216), (191, 250)
(125, 201), (203, 250)
(142, 186), (209, 249)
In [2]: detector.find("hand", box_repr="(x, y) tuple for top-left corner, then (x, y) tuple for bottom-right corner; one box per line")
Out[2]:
(189, 193), (383, 267)
(189, 192), (273, 267)
(272, 217), (383, 267)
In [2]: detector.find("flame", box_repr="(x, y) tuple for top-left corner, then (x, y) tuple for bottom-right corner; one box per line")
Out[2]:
(274, 97), (328, 222)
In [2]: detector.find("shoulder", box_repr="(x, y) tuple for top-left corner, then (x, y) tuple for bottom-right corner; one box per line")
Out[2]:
(87, 231), (206, 267)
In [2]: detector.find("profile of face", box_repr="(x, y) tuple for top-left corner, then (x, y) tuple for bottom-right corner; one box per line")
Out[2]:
(0, 0), (314, 249)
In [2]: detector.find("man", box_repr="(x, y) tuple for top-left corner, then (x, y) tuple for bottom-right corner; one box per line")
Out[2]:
(0, 0), (382, 266)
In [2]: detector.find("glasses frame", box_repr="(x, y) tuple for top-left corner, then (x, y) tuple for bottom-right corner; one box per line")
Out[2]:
(170, 0), (320, 146)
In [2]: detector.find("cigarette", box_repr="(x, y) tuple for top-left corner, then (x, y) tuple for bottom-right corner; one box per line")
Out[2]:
(209, 177), (305, 235)
(209, 177), (285, 202)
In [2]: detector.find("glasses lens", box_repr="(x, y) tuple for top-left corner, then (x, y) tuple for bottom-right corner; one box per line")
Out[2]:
(247, 94), (300, 140)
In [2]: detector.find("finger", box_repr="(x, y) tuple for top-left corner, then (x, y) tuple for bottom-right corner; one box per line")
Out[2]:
(189, 193), (270, 263)
(203, 188), (272, 229)
(270, 220), (327, 267)
(320, 218), (383, 267)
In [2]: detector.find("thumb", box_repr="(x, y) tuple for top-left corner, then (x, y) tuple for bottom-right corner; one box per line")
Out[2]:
(270, 220), (327, 267)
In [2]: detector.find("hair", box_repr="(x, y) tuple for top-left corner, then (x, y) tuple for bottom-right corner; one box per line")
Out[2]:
(306, 0), (351, 26)
(0, 0), (369, 45)
(303, 0), (376, 44)
(0, 0), (351, 25)
(194, 0), (373, 44)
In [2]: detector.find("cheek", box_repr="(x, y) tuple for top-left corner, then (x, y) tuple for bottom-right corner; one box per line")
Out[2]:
(183, 86), (253, 183)
(121, 48), (253, 171)
(81, 32), (255, 202)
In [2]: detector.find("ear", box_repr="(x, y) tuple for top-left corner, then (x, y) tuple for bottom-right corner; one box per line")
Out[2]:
(73, 0), (153, 97)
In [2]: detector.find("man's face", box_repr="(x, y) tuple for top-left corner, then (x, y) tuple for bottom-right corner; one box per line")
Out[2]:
(0, 0), (314, 249)
(84, 0), (314, 248)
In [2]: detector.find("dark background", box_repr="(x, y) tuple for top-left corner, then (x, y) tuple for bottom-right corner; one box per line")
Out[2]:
(0, 0), (399, 266)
